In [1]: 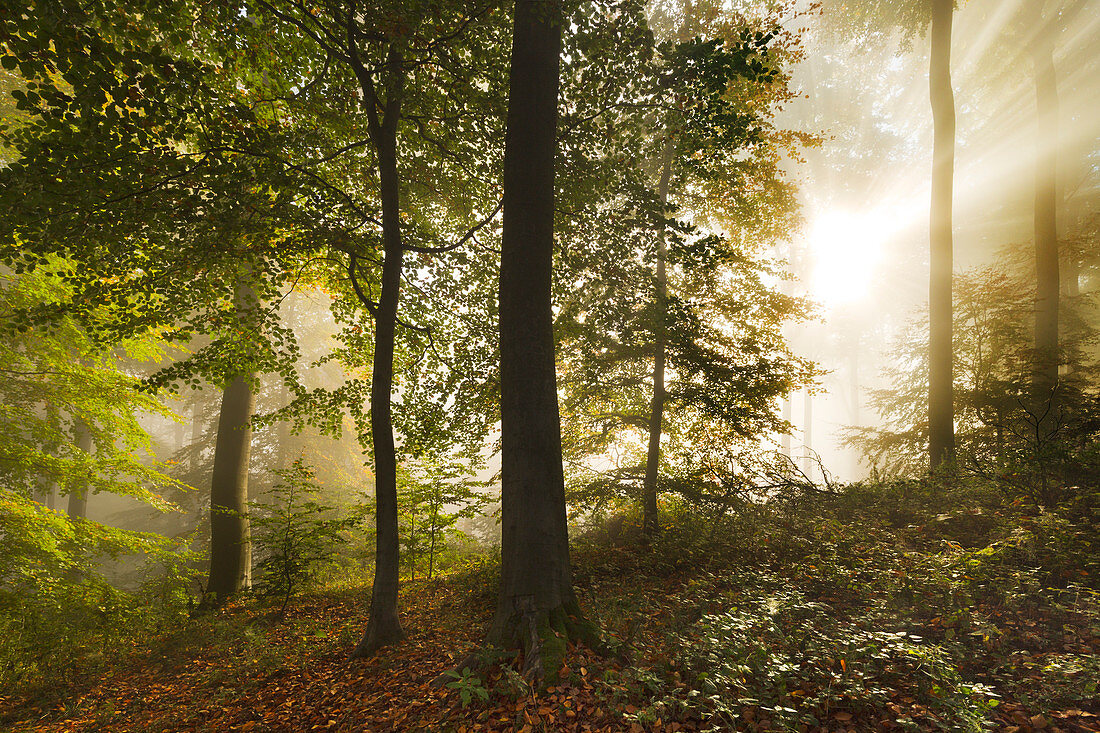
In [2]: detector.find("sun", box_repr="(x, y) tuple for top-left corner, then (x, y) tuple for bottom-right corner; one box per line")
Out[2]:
(805, 208), (894, 309)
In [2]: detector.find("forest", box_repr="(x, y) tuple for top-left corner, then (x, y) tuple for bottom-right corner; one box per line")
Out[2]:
(0, 0), (1098, 731)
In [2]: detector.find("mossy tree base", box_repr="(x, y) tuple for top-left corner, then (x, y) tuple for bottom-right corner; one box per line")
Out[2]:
(438, 597), (602, 689)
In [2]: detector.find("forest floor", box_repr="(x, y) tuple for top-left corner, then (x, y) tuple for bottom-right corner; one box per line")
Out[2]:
(2, 532), (1099, 733)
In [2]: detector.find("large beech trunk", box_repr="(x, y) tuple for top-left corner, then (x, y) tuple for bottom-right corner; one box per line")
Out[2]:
(205, 372), (255, 601)
(642, 141), (674, 538)
(485, 0), (596, 681)
(928, 0), (956, 470)
(350, 46), (407, 659)
(205, 274), (259, 603)
(66, 420), (92, 519)
(1032, 13), (1060, 403)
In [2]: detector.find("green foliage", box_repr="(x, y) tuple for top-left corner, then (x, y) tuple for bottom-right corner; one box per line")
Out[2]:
(555, 4), (816, 519)
(649, 580), (995, 731)
(250, 460), (359, 614)
(0, 260), (184, 505)
(0, 262), (199, 689)
(0, 493), (198, 688)
(851, 261), (1100, 510)
(581, 473), (1098, 731)
(443, 667), (490, 707)
(398, 455), (491, 580)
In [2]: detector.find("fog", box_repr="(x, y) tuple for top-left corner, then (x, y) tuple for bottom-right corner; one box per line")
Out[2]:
(780, 0), (1100, 481)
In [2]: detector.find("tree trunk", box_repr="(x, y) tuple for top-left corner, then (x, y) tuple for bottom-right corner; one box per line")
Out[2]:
(928, 0), (956, 470)
(66, 419), (92, 519)
(780, 398), (792, 457)
(642, 140), (674, 538)
(351, 46), (407, 659)
(801, 389), (813, 478)
(484, 0), (596, 682)
(1032, 7), (1060, 403)
(190, 397), (203, 473)
(205, 371), (255, 602)
(428, 506), (437, 581)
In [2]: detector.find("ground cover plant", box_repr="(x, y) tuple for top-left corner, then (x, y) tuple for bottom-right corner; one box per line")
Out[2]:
(1, 477), (1097, 732)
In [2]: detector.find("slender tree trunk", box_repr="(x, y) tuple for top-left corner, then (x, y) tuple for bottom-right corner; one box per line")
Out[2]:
(1062, 188), (1080, 298)
(205, 372), (255, 601)
(278, 299), (296, 469)
(780, 398), (792, 457)
(428, 506), (437, 581)
(351, 46), (407, 659)
(1032, 10), (1060, 403)
(484, 0), (596, 682)
(801, 389), (813, 478)
(66, 419), (92, 519)
(174, 417), (186, 455)
(928, 0), (956, 470)
(190, 397), (203, 473)
(642, 140), (674, 538)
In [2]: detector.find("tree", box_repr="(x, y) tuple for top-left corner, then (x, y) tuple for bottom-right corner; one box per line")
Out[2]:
(484, 0), (596, 680)
(0, 259), (190, 677)
(215, 0), (507, 656)
(822, 0), (958, 470)
(65, 420), (93, 520)
(850, 252), (1100, 506)
(399, 455), (489, 580)
(555, 17), (814, 529)
(251, 459), (357, 617)
(201, 274), (266, 604)
(927, 0), (956, 470)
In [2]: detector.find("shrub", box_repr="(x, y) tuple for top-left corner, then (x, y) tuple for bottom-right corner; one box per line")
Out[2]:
(250, 460), (358, 615)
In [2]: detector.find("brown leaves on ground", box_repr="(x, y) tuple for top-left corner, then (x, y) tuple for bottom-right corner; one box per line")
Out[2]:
(1, 558), (1098, 733)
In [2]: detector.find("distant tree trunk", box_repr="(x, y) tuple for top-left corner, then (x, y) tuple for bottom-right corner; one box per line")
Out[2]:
(1062, 186), (1080, 298)
(780, 397), (792, 457)
(205, 372), (255, 601)
(642, 139), (674, 538)
(66, 419), (92, 519)
(928, 0), (956, 470)
(174, 417), (186, 455)
(1031, 9), (1060, 402)
(278, 299), (296, 469)
(350, 44), (407, 659)
(484, 0), (596, 681)
(190, 398), (203, 472)
(801, 390), (813, 478)
(278, 381), (292, 470)
(428, 505), (438, 580)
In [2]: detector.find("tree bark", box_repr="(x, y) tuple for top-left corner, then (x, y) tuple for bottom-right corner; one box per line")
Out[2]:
(205, 273), (259, 603)
(1031, 7), (1060, 403)
(484, 0), (596, 682)
(928, 0), (956, 470)
(205, 371), (255, 601)
(642, 140), (674, 538)
(350, 44), (407, 659)
(66, 419), (92, 519)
